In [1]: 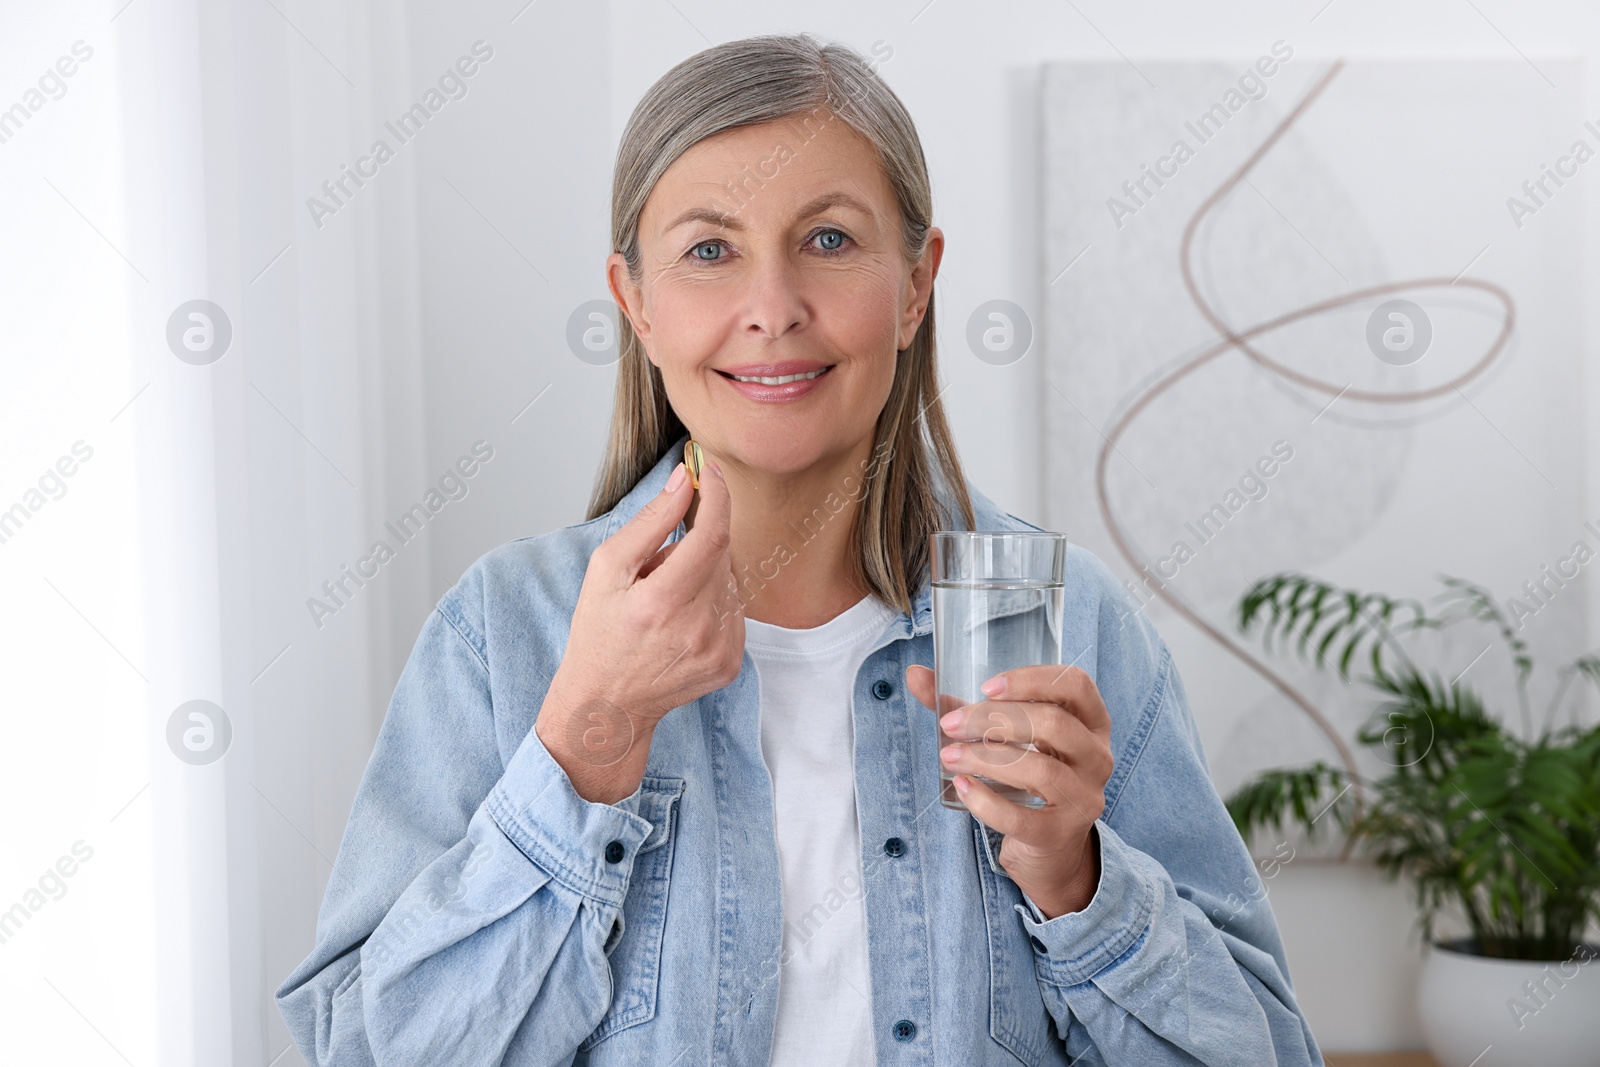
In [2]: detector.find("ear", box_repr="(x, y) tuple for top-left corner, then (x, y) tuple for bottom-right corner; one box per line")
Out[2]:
(897, 226), (944, 351)
(606, 251), (657, 365)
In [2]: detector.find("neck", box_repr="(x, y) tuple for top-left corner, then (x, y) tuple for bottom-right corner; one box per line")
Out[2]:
(684, 438), (877, 629)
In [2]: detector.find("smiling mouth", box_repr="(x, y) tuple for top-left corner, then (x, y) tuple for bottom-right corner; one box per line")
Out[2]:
(714, 365), (836, 385)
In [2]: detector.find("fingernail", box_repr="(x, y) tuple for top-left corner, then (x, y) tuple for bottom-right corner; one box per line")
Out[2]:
(954, 775), (971, 795)
(981, 675), (1006, 697)
(707, 458), (724, 478)
(940, 711), (962, 731)
(666, 463), (687, 492)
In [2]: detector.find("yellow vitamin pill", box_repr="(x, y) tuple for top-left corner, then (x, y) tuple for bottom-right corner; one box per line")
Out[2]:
(684, 440), (704, 490)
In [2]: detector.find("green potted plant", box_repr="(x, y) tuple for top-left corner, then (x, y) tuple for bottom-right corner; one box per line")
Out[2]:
(1224, 572), (1600, 1067)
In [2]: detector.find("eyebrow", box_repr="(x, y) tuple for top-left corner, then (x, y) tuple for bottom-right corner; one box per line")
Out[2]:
(662, 191), (876, 234)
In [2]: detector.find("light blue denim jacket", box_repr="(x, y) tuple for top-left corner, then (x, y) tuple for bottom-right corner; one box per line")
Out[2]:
(276, 432), (1325, 1066)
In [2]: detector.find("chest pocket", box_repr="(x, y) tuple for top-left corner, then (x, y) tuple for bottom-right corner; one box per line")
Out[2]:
(579, 774), (685, 1053)
(973, 818), (1059, 1067)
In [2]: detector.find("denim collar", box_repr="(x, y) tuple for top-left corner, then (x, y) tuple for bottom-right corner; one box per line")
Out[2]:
(599, 432), (1032, 639)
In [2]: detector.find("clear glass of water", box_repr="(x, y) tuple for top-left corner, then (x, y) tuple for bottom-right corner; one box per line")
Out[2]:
(931, 530), (1067, 811)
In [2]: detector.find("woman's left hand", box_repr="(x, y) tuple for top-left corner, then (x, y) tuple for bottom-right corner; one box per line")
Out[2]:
(905, 663), (1114, 919)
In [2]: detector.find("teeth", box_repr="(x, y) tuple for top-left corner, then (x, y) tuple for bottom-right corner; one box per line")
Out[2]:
(729, 368), (827, 385)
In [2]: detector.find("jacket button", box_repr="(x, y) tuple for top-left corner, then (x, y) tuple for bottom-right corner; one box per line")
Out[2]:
(871, 679), (894, 700)
(883, 836), (906, 858)
(604, 840), (625, 863)
(892, 1018), (916, 1042)
(1030, 934), (1048, 953)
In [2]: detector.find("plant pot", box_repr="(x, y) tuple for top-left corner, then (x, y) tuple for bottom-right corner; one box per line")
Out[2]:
(1417, 937), (1600, 1067)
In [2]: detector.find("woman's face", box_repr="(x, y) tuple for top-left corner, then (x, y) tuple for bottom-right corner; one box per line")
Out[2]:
(609, 112), (941, 479)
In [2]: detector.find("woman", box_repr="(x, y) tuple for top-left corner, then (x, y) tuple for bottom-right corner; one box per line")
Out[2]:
(277, 32), (1324, 1066)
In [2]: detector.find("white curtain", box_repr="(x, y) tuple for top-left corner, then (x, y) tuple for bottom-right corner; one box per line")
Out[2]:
(125, 2), (433, 1062)
(0, 1), (426, 1063)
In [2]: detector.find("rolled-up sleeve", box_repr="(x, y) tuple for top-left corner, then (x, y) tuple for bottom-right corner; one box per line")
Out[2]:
(275, 594), (657, 1066)
(1009, 577), (1325, 1066)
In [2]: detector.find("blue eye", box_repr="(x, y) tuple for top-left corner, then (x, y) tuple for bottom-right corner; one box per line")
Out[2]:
(813, 229), (849, 255)
(689, 241), (724, 262)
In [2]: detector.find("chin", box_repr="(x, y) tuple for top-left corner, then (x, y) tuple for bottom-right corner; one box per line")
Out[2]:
(722, 436), (819, 472)
(703, 430), (839, 477)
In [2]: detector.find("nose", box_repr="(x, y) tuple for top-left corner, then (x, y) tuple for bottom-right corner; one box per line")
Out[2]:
(741, 252), (808, 340)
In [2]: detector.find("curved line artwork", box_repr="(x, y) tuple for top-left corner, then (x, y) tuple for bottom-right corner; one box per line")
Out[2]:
(1091, 61), (1517, 856)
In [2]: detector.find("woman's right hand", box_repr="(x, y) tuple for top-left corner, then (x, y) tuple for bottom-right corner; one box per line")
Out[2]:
(535, 454), (744, 802)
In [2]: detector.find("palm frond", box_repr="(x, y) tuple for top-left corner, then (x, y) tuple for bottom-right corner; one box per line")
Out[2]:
(1237, 573), (1433, 682)
(1433, 575), (1532, 684)
(1359, 662), (1500, 783)
(1570, 653), (1600, 692)
(1224, 761), (1353, 848)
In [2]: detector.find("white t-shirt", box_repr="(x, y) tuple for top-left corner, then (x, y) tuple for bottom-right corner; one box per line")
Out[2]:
(744, 593), (900, 1067)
